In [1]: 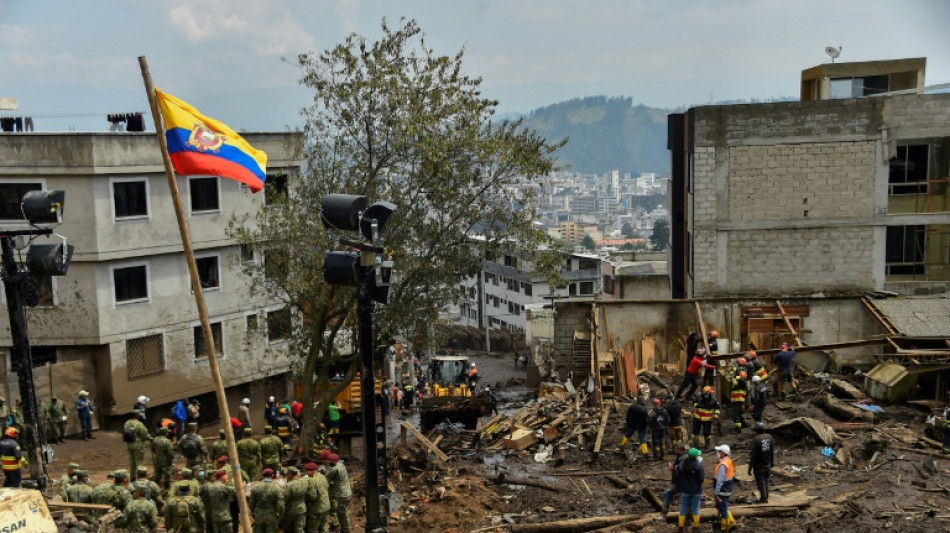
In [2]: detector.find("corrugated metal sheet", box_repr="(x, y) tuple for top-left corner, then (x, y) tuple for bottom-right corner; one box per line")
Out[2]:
(869, 296), (950, 337)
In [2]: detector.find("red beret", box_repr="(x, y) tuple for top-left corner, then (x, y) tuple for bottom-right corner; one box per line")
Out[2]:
(304, 462), (318, 471)
(329, 454), (340, 462)
(319, 449), (331, 461)
(217, 455), (229, 463)
(261, 468), (275, 477)
(215, 469), (227, 479)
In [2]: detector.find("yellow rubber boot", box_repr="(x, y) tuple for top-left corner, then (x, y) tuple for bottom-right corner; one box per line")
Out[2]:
(677, 515), (686, 531)
(725, 511), (736, 531)
(619, 436), (628, 449)
(692, 515), (701, 531)
(640, 442), (649, 455)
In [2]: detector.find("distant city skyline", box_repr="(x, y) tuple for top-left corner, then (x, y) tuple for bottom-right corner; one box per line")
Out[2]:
(2, 0), (948, 132)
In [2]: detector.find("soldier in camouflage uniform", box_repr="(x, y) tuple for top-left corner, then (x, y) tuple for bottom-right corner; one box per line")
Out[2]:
(280, 466), (310, 533)
(124, 409), (152, 481)
(93, 469), (132, 513)
(0, 398), (9, 434)
(203, 469), (237, 533)
(58, 462), (80, 500)
(170, 468), (202, 498)
(116, 484), (158, 533)
(49, 397), (69, 443)
(259, 425), (283, 474)
(132, 465), (163, 513)
(165, 483), (206, 533)
(237, 427), (262, 481)
(249, 468), (284, 533)
(304, 462), (331, 533)
(211, 428), (229, 462)
(64, 470), (95, 523)
(178, 422), (209, 469)
(325, 454), (351, 533)
(152, 426), (174, 489)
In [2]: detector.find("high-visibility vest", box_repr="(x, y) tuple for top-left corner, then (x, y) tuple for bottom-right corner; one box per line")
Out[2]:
(277, 422), (291, 438)
(730, 388), (747, 403)
(693, 400), (718, 422)
(755, 366), (769, 380)
(715, 457), (735, 495)
(0, 439), (20, 471)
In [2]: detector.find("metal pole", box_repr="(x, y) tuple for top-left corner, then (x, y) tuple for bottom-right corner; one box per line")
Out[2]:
(1, 237), (45, 489)
(358, 268), (385, 532)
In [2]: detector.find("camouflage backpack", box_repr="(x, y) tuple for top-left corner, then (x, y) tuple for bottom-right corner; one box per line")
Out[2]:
(171, 496), (192, 526)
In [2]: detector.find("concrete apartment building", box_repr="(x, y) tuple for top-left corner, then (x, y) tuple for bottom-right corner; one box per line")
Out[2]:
(0, 132), (301, 431)
(535, 58), (950, 404)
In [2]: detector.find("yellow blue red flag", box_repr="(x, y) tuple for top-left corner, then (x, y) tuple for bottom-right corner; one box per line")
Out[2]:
(155, 88), (267, 192)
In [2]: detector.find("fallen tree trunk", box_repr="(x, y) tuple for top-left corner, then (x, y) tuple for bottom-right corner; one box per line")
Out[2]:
(664, 505), (800, 521)
(510, 514), (642, 533)
(820, 393), (874, 422)
(604, 474), (630, 489)
(641, 487), (664, 512)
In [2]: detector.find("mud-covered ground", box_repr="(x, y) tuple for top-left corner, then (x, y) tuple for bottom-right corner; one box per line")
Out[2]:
(47, 351), (950, 533)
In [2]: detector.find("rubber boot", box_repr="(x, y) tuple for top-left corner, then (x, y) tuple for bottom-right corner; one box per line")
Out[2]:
(703, 436), (710, 450)
(677, 515), (686, 532)
(619, 436), (628, 449)
(725, 511), (736, 531)
(692, 515), (701, 532)
(640, 442), (649, 456)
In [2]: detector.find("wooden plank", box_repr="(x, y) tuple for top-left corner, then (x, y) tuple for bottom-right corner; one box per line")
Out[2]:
(641, 336), (656, 372)
(711, 338), (890, 361)
(400, 420), (449, 462)
(741, 306), (811, 317)
(775, 300), (804, 347)
(622, 343), (638, 395)
(862, 297), (899, 335)
(48, 502), (113, 511)
(593, 403), (612, 453)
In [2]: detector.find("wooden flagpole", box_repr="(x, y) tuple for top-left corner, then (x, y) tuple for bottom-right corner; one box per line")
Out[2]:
(138, 56), (254, 533)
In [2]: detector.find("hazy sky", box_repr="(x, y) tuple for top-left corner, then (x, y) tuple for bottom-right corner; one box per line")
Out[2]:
(2, 0), (948, 132)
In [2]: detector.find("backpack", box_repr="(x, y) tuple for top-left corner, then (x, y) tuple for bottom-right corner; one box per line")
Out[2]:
(180, 434), (199, 459)
(171, 496), (192, 525)
(122, 424), (136, 443)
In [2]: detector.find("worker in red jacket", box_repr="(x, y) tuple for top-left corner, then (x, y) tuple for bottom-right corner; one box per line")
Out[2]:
(674, 348), (716, 401)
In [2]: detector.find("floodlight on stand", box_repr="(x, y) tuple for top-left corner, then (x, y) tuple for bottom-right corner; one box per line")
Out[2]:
(323, 250), (361, 287)
(360, 201), (397, 242)
(21, 190), (65, 225)
(26, 234), (74, 276)
(321, 194), (367, 232)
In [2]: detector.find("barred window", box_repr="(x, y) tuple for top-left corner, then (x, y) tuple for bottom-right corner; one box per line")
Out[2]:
(127, 334), (165, 379)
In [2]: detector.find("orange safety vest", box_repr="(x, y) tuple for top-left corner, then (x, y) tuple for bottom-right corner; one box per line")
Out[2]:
(755, 366), (769, 380)
(469, 367), (477, 378)
(715, 457), (735, 495)
(0, 439), (19, 471)
(277, 426), (291, 438)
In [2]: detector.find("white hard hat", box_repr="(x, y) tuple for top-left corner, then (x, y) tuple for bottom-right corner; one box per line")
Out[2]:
(471, 362), (476, 367)
(715, 444), (731, 456)
(79, 390), (89, 397)
(752, 375), (762, 383)
(242, 398), (251, 405)
(268, 396), (275, 402)
(137, 395), (149, 404)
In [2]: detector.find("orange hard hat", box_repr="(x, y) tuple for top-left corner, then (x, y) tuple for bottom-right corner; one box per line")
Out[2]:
(737, 357), (747, 365)
(709, 330), (719, 338)
(4, 427), (17, 438)
(748, 350), (757, 358)
(702, 386), (713, 394)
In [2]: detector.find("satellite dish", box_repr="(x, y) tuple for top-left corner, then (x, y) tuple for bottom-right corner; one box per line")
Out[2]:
(825, 46), (842, 63)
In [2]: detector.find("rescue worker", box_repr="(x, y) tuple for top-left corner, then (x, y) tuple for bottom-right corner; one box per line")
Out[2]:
(249, 468), (285, 533)
(260, 425), (284, 473)
(704, 331), (720, 387)
(312, 423), (329, 456)
(116, 484), (159, 533)
(662, 442), (688, 514)
(325, 454), (351, 533)
(648, 397), (669, 460)
(0, 427), (23, 487)
(749, 422), (775, 503)
(281, 466), (310, 533)
(729, 359), (749, 433)
(620, 396), (649, 457)
(65, 470), (95, 522)
(691, 386), (720, 450)
(0, 398), (9, 434)
(239, 397), (253, 430)
(75, 389), (95, 439)
(166, 483), (206, 533)
(151, 426), (174, 489)
(237, 426), (262, 481)
(274, 407), (294, 444)
(674, 348), (716, 401)
(328, 400), (342, 434)
(205, 469), (236, 533)
(665, 394), (684, 450)
(49, 396), (68, 443)
(774, 342), (798, 399)
(468, 362), (479, 387)
(132, 465), (163, 512)
(304, 461), (331, 533)
(211, 429), (229, 461)
(749, 375), (769, 423)
(714, 444), (736, 531)
(58, 462), (80, 500)
(39, 398), (54, 444)
(133, 395), (150, 420)
(264, 396), (278, 428)
(93, 469), (132, 512)
(179, 422), (209, 468)
(676, 447), (705, 532)
(124, 408), (152, 480)
(747, 350), (768, 382)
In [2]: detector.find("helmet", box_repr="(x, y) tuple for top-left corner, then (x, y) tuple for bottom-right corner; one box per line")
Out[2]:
(754, 422), (766, 433)
(470, 363), (476, 367)
(710, 330), (719, 338)
(752, 375), (762, 383)
(702, 386), (713, 394)
(737, 357), (747, 365)
(242, 398), (251, 405)
(715, 444), (731, 456)
(748, 350), (757, 359)
(268, 396), (275, 402)
(279, 407), (287, 414)
(688, 448), (702, 458)
(652, 398), (661, 406)
(137, 395), (149, 404)
(696, 347), (706, 355)
(4, 427), (16, 437)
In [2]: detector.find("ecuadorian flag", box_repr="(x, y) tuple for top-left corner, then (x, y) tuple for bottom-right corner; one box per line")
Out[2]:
(155, 88), (267, 192)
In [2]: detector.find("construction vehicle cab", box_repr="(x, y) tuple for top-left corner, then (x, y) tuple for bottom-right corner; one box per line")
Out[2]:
(428, 355), (474, 396)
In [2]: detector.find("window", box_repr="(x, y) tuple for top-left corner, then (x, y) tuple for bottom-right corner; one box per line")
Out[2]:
(504, 255), (518, 268)
(830, 75), (889, 99)
(569, 283), (577, 296)
(113, 264), (148, 303)
(31, 346), (57, 367)
(240, 244), (255, 263)
(195, 255), (220, 290)
(579, 281), (595, 295)
(508, 302), (515, 314)
(127, 334), (165, 378)
(0, 183), (42, 221)
(31, 276), (54, 307)
(194, 322), (223, 359)
(267, 308), (291, 343)
(190, 177), (220, 213)
(889, 145), (929, 194)
(112, 179), (148, 219)
(246, 314), (259, 331)
(265, 174), (288, 205)
(522, 282), (533, 296)
(507, 278), (518, 292)
(886, 225), (925, 275)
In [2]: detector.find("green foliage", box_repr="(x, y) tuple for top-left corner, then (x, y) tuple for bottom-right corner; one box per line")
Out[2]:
(580, 234), (596, 250)
(520, 96), (670, 174)
(621, 222), (635, 239)
(228, 18), (562, 449)
(650, 219), (670, 251)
